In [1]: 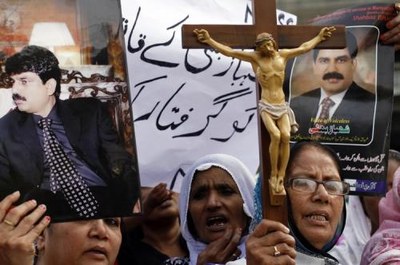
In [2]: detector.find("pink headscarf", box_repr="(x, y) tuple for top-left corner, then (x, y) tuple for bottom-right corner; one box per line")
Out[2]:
(360, 167), (400, 265)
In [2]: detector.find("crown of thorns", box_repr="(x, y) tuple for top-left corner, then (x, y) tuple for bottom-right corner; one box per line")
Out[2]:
(255, 33), (277, 49)
(255, 33), (274, 44)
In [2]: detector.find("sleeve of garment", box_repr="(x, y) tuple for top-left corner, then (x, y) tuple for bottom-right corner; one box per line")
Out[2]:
(0, 141), (13, 200)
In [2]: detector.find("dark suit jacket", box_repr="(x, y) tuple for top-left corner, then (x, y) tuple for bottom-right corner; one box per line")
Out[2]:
(0, 97), (139, 221)
(290, 82), (376, 144)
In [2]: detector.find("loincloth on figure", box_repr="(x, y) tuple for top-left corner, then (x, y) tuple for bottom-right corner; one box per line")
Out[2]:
(258, 101), (299, 133)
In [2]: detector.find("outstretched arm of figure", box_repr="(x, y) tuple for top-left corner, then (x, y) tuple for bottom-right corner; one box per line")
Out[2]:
(193, 28), (254, 62)
(281, 26), (336, 59)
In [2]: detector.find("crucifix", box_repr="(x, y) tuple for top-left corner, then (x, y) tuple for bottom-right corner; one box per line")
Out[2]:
(182, 0), (346, 224)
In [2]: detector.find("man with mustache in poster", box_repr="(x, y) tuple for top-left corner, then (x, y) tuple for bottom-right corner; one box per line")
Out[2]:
(0, 45), (139, 221)
(290, 30), (375, 143)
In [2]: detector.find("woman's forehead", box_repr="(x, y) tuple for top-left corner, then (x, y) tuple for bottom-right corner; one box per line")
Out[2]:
(294, 146), (334, 161)
(192, 166), (235, 185)
(289, 147), (340, 174)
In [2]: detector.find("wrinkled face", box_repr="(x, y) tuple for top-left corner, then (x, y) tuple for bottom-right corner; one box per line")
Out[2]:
(188, 166), (247, 243)
(313, 48), (356, 96)
(10, 71), (56, 117)
(38, 218), (122, 265)
(286, 146), (344, 249)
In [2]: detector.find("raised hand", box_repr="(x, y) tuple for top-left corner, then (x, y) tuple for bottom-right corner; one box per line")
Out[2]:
(381, 4), (400, 51)
(143, 183), (172, 217)
(196, 226), (242, 265)
(0, 191), (50, 265)
(246, 219), (296, 265)
(194, 29), (211, 43)
(319, 26), (336, 41)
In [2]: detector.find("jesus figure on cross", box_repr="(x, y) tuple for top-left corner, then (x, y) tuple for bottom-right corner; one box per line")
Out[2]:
(194, 26), (335, 193)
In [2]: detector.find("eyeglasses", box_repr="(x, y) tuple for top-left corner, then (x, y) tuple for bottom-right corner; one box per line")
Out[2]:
(285, 177), (350, 195)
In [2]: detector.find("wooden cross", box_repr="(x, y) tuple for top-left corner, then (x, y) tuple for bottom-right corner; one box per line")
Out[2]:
(182, 0), (346, 224)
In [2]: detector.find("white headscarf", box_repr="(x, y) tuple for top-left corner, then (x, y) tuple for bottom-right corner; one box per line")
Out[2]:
(179, 154), (256, 265)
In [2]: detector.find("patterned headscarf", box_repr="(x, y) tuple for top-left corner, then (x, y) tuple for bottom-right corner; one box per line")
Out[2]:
(360, 167), (400, 265)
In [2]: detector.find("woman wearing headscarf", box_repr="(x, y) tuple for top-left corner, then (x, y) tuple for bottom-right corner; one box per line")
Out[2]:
(252, 141), (348, 264)
(360, 167), (400, 265)
(328, 148), (400, 265)
(180, 153), (295, 265)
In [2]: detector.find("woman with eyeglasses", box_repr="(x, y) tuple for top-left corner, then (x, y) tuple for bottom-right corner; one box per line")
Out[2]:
(248, 140), (349, 265)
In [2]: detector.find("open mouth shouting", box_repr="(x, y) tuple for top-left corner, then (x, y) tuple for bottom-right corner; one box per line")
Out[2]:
(206, 215), (228, 232)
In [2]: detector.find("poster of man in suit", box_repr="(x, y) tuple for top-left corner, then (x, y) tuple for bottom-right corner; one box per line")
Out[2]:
(0, 0), (141, 221)
(289, 26), (377, 145)
(286, 3), (395, 196)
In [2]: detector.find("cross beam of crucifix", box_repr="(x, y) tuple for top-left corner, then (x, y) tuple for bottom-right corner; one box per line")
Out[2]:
(181, 0), (346, 224)
(182, 0), (346, 49)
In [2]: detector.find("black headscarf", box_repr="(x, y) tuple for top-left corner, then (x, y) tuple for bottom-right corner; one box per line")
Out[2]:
(252, 141), (346, 264)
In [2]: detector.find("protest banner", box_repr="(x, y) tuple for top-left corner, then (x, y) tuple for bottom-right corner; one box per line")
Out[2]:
(121, 0), (297, 190)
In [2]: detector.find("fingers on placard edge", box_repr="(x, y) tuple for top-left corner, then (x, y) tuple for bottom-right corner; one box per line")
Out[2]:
(5, 199), (38, 225)
(14, 204), (47, 234)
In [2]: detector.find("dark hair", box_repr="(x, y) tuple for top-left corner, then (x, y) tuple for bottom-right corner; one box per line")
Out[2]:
(313, 30), (358, 62)
(5, 45), (61, 98)
(286, 140), (343, 179)
(286, 140), (346, 254)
